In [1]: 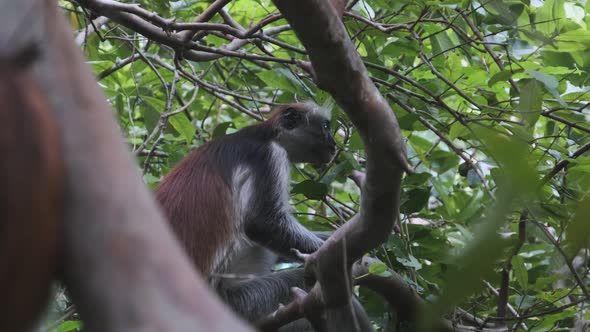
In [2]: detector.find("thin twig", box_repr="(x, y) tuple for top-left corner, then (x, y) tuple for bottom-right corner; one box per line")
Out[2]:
(531, 221), (590, 302)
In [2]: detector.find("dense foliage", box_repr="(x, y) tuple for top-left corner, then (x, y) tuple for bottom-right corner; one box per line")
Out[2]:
(45, 0), (590, 330)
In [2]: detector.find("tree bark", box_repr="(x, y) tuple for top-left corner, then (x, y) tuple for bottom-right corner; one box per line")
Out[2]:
(0, 1), (252, 331)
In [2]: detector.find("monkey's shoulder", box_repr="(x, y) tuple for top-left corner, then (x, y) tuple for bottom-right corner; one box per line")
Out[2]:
(202, 130), (286, 170)
(158, 125), (288, 194)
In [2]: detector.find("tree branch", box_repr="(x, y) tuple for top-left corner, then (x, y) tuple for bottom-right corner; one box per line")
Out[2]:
(77, 0), (292, 63)
(261, 0), (412, 329)
(177, 0), (233, 42)
(8, 1), (252, 330)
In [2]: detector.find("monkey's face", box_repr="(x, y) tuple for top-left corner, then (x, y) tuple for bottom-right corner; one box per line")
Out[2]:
(277, 108), (336, 164)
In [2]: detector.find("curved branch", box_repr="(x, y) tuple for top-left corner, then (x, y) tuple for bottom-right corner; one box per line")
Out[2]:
(265, 0), (412, 329)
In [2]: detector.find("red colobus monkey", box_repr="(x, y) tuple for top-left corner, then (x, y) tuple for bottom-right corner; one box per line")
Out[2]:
(155, 103), (329, 316)
(156, 102), (334, 276)
(156, 102), (374, 331)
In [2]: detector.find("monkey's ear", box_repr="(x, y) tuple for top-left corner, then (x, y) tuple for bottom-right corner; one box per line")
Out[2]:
(281, 107), (302, 130)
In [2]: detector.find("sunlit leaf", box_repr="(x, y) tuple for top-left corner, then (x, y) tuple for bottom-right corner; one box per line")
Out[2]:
(368, 262), (388, 274)
(51, 320), (82, 332)
(168, 114), (195, 144)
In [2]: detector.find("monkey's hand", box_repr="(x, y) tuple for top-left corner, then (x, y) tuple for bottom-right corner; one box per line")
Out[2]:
(290, 248), (310, 261)
(290, 248), (317, 287)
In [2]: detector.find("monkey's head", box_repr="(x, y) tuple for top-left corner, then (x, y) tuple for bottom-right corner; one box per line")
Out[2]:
(273, 102), (337, 164)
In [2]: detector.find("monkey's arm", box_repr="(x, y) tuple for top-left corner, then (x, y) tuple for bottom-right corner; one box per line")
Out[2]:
(271, 231), (333, 264)
(242, 158), (325, 259)
(246, 213), (324, 259)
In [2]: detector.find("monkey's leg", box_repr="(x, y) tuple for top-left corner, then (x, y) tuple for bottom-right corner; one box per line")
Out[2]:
(217, 269), (305, 322)
(217, 269), (374, 332)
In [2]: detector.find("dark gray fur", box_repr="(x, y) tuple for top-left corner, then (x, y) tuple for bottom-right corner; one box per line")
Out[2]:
(217, 239), (375, 332)
(213, 106), (374, 331)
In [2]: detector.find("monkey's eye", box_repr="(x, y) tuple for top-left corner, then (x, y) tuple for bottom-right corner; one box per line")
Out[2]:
(322, 121), (330, 130)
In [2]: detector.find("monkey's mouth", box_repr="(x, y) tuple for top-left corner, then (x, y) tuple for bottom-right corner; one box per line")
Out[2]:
(307, 143), (336, 165)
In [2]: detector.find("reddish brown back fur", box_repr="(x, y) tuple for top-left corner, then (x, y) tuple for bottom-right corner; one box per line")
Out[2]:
(0, 62), (64, 332)
(155, 144), (234, 275)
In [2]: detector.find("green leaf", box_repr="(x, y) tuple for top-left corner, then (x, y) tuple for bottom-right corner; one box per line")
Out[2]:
(431, 177), (456, 217)
(526, 70), (567, 107)
(535, 0), (565, 35)
(512, 255), (528, 290)
(476, 126), (539, 195)
(552, 29), (590, 53)
(409, 134), (434, 155)
(488, 69), (523, 87)
(168, 114), (195, 144)
(400, 188), (430, 214)
(430, 150), (459, 174)
(398, 112), (421, 131)
(368, 262), (388, 274)
(403, 172), (432, 186)
(526, 70), (558, 89)
(212, 122), (235, 139)
(488, 0), (519, 24)
(518, 80), (543, 127)
(140, 95), (194, 142)
(52, 320), (82, 332)
(320, 160), (354, 184)
(396, 255), (423, 270)
(456, 189), (484, 222)
(292, 180), (329, 200)
(449, 122), (470, 140)
(563, 196), (590, 259)
(348, 131), (364, 151)
(430, 32), (454, 56)
(556, 29), (590, 44)
(257, 68), (307, 95)
(569, 163), (590, 173)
